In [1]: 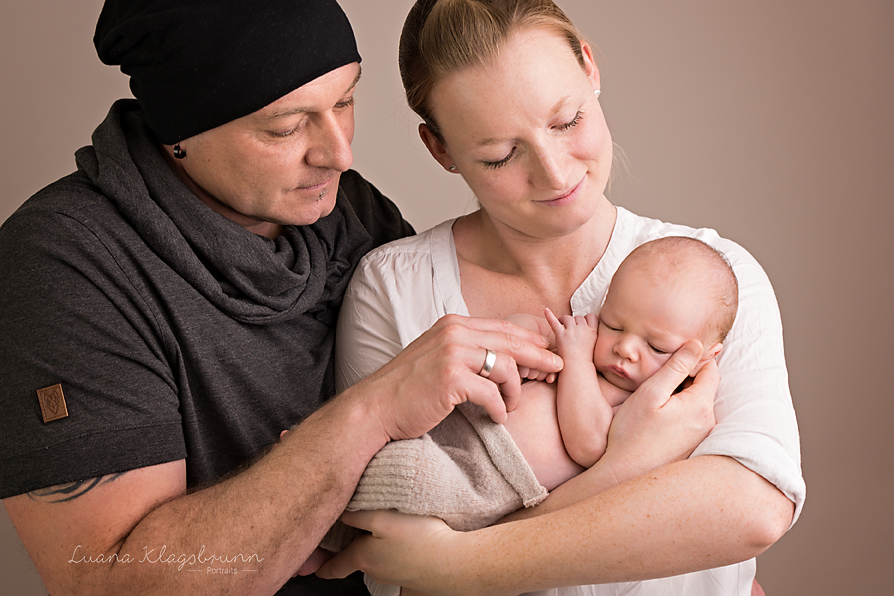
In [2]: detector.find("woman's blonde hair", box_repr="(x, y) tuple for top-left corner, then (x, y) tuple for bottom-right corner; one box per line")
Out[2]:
(399, 0), (587, 143)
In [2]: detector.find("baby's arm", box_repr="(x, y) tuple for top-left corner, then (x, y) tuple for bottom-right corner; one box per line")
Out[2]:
(545, 309), (614, 468)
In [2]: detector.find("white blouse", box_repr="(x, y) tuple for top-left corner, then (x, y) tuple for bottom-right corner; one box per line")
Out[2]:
(336, 207), (805, 596)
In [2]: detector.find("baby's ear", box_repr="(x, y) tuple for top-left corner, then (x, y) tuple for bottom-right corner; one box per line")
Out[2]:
(690, 342), (723, 375)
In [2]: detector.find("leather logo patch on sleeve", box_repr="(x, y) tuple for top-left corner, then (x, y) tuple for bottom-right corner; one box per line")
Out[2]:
(37, 384), (69, 423)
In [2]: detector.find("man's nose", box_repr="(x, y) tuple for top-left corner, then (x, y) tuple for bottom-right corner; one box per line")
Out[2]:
(306, 112), (353, 172)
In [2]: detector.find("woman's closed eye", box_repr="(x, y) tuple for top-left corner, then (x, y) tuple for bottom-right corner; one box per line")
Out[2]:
(483, 146), (517, 169)
(555, 110), (583, 132)
(335, 97), (355, 111)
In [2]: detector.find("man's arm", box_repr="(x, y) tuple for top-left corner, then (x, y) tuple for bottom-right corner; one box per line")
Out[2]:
(3, 388), (384, 596)
(4, 315), (562, 596)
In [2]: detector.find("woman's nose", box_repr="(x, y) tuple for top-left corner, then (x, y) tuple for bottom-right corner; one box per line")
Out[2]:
(528, 143), (566, 190)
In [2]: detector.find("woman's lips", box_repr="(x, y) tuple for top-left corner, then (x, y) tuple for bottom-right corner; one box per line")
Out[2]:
(539, 177), (584, 206)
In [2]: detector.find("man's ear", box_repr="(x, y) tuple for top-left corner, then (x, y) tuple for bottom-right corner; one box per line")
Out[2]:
(418, 123), (456, 173)
(691, 342), (723, 375)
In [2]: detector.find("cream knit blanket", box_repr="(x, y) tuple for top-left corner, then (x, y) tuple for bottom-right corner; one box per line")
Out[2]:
(321, 401), (548, 552)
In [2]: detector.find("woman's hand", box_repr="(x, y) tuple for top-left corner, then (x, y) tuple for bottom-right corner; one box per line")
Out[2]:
(500, 339), (717, 524)
(316, 510), (459, 593)
(601, 339), (718, 484)
(355, 314), (563, 442)
(294, 547), (335, 576)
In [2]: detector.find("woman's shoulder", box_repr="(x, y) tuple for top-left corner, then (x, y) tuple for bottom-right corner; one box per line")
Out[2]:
(616, 207), (761, 274)
(348, 218), (464, 318)
(356, 218), (456, 271)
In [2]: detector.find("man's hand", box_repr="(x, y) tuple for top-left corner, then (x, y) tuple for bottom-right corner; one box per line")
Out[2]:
(504, 313), (556, 383)
(356, 314), (563, 441)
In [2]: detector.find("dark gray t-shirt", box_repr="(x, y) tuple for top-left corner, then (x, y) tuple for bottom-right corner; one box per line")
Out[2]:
(0, 100), (413, 595)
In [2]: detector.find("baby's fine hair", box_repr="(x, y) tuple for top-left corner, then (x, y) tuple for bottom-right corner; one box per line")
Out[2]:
(625, 237), (739, 342)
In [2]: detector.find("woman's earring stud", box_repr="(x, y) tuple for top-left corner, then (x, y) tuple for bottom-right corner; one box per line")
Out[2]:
(449, 165), (457, 171)
(594, 89), (601, 98)
(173, 144), (187, 159)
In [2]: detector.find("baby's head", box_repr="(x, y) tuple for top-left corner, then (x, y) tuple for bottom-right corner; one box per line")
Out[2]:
(594, 237), (738, 392)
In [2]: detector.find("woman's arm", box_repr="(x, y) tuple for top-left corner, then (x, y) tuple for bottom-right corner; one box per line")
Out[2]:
(323, 455), (792, 596)
(319, 343), (791, 592)
(317, 341), (776, 592)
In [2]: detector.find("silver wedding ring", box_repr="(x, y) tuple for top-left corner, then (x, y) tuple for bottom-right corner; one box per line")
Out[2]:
(479, 349), (497, 378)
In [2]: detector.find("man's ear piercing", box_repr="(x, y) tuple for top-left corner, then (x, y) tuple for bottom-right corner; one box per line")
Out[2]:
(173, 144), (186, 159)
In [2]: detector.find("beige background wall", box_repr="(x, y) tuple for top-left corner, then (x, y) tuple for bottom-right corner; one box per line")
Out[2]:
(2, 1), (892, 594)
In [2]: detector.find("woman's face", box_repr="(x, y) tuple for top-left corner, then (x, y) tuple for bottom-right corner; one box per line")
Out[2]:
(424, 27), (611, 240)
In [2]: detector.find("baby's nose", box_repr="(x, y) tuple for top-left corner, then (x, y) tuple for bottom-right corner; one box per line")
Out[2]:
(614, 337), (638, 362)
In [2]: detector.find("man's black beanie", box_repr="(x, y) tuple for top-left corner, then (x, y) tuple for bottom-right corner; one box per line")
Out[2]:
(94, 0), (361, 144)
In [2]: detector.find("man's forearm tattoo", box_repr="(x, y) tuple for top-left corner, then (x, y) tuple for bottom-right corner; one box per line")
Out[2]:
(27, 473), (126, 503)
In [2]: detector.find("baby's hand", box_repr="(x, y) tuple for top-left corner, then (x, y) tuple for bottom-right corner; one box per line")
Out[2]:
(544, 308), (599, 363)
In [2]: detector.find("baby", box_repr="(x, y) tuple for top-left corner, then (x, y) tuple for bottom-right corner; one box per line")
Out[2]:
(504, 235), (739, 490)
(320, 236), (738, 551)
